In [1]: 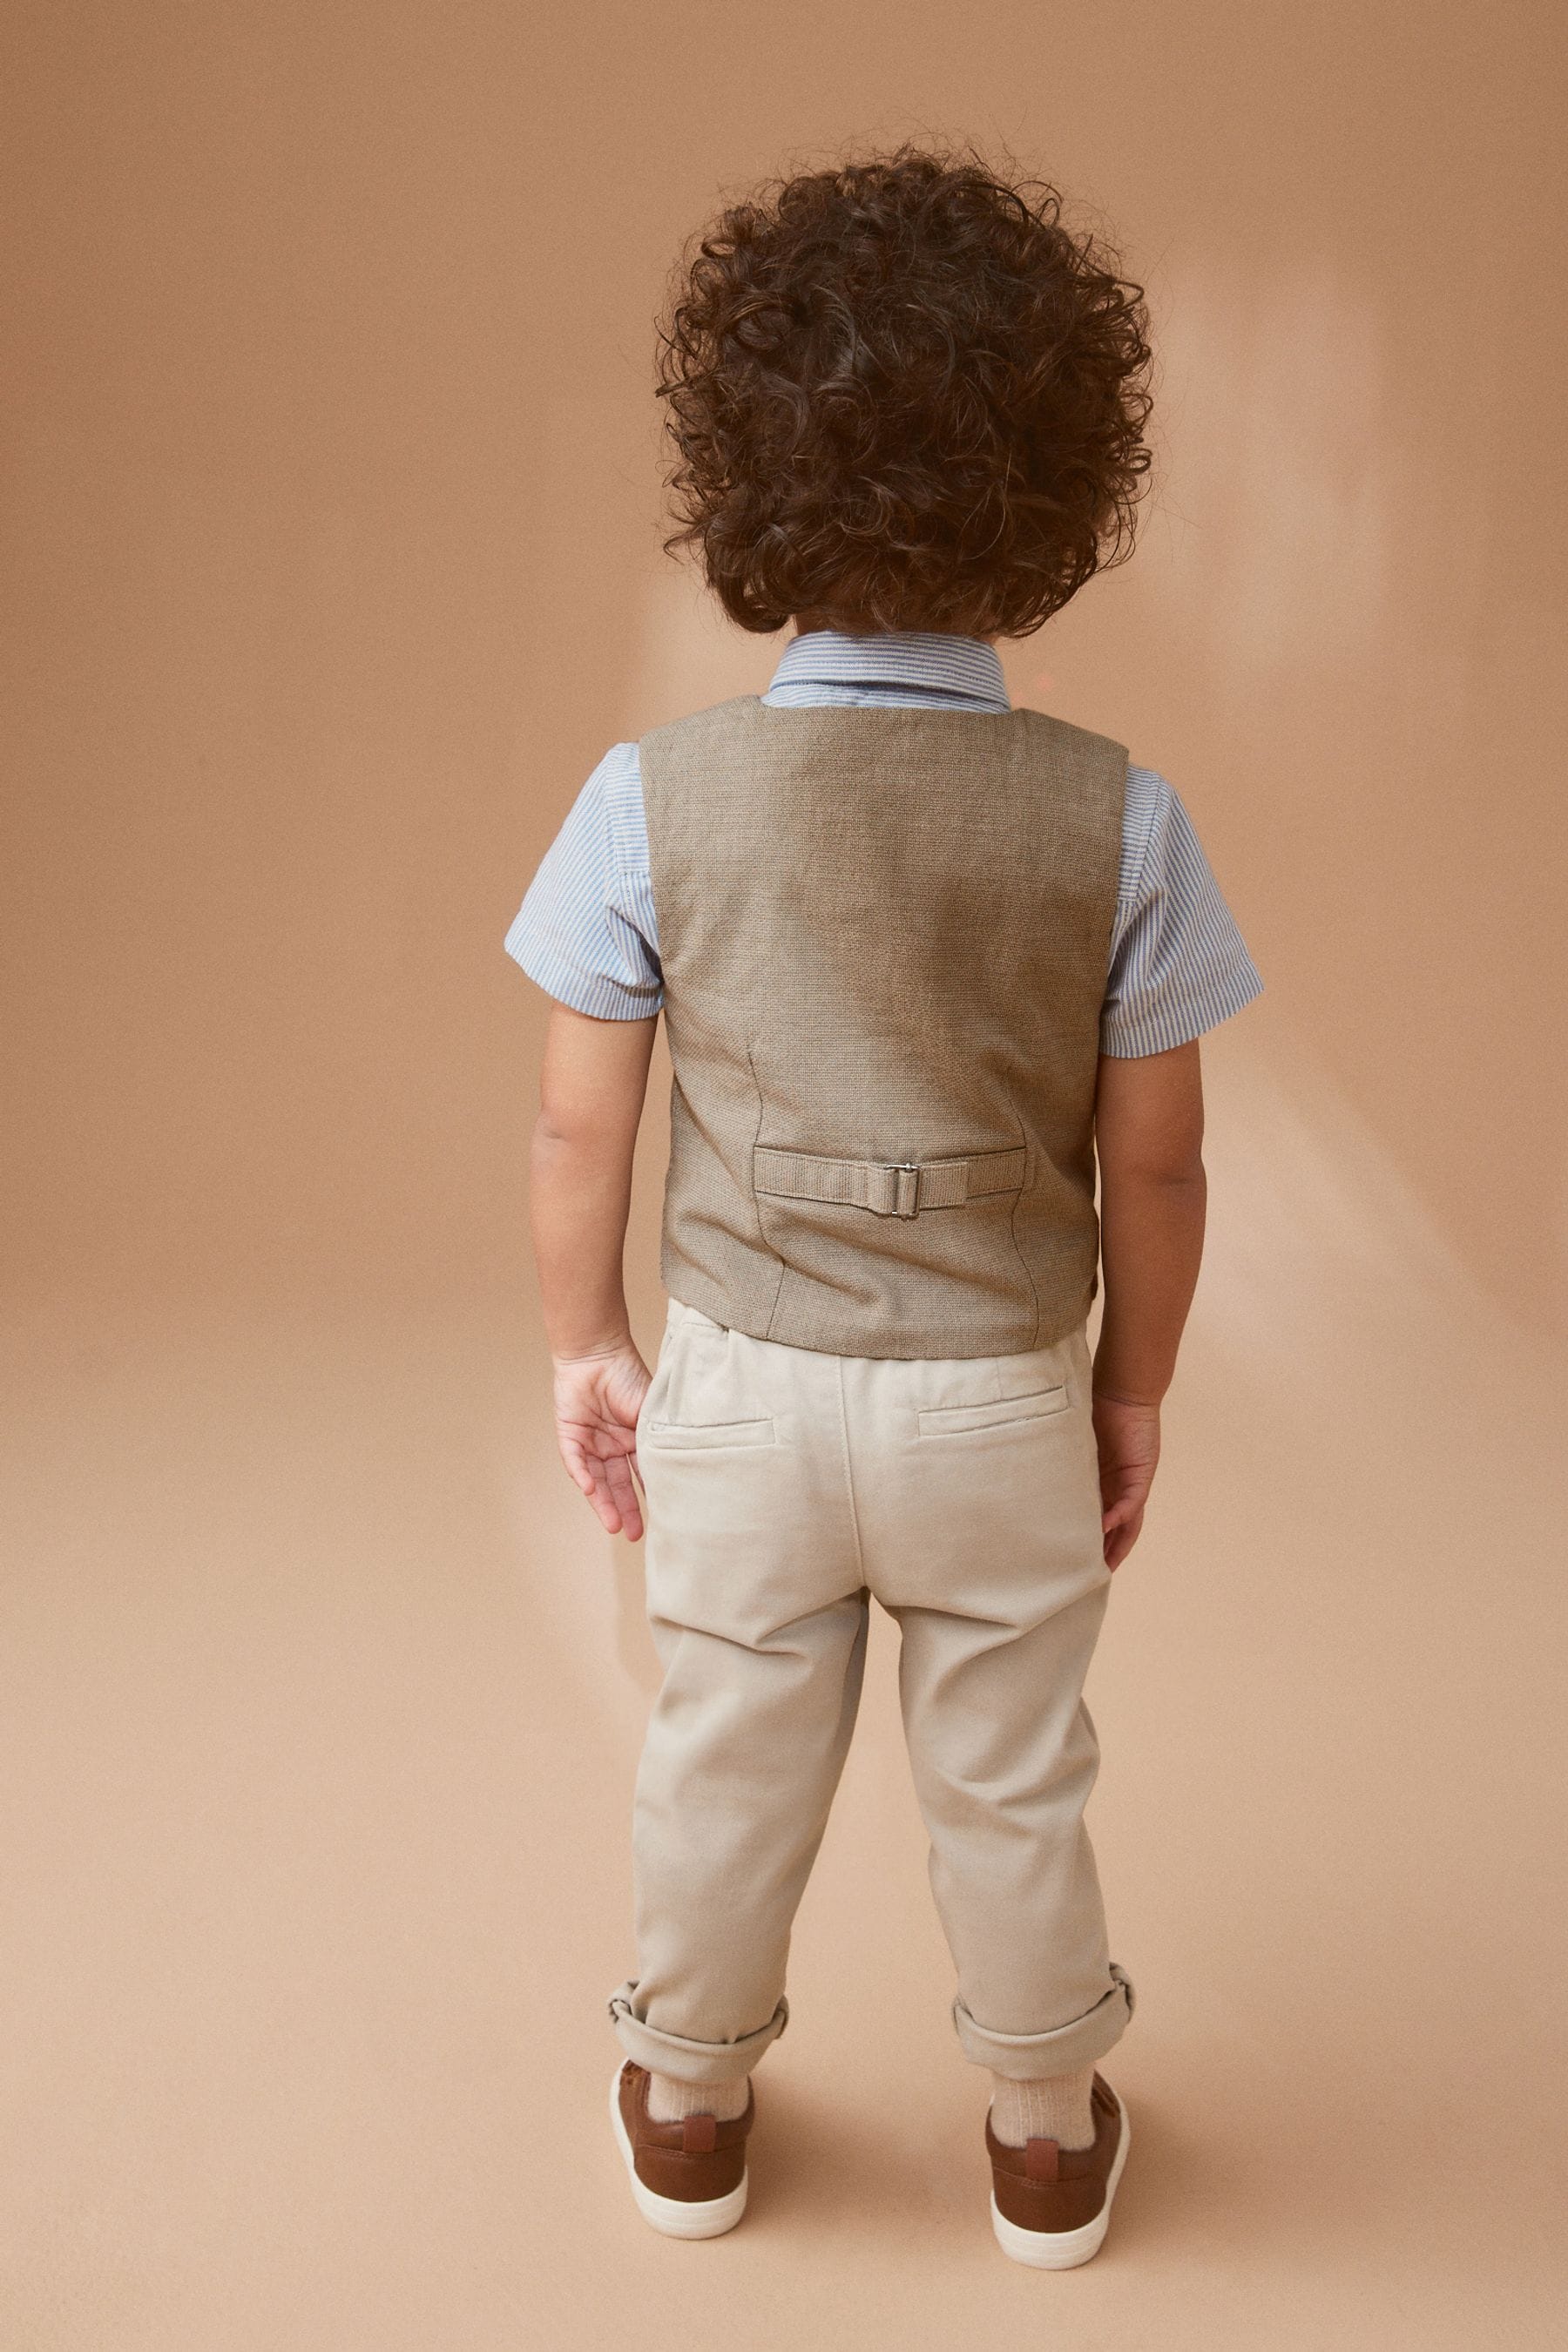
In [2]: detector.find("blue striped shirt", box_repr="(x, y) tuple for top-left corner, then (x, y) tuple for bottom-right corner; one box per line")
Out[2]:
(504, 630), (1262, 1057)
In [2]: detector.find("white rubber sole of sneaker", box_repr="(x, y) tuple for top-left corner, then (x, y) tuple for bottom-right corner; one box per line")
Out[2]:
(990, 2099), (1131, 2269)
(609, 2068), (749, 2240)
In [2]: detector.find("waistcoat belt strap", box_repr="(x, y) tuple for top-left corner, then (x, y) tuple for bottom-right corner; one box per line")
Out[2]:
(753, 1145), (1026, 1220)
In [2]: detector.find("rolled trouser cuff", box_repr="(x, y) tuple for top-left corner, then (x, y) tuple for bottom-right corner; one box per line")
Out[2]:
(606, 1983), (788, 2084)
(954, 1963), (1134, 2079)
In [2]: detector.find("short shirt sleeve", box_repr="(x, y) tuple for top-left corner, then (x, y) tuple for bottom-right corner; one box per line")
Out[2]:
(502, 742), (664, 1018)
(1101, 768), (1263, 1056)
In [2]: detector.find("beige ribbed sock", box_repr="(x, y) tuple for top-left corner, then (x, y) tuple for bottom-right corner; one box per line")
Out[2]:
(646, 2070), (751, 2124)
(989, 2065), (1096, 2150)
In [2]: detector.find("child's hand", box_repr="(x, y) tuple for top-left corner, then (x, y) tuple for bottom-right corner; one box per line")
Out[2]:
(552, 1343), (652, 1542)
(1091, 1392), (1162, 1571)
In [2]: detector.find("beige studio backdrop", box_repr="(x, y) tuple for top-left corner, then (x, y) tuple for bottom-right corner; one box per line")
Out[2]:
(3, 4), (1565, 2348)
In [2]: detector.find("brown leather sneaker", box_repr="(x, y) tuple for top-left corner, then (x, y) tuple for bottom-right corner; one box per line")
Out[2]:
(986, 2072), (1129, 2268)
(610, 2062), (754, 2239)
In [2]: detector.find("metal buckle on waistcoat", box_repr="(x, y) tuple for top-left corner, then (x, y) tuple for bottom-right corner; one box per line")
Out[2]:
(870, 1161), (921, 1218)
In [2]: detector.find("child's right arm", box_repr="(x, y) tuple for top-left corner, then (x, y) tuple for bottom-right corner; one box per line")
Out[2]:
(1091, 1040), (1208, 1569)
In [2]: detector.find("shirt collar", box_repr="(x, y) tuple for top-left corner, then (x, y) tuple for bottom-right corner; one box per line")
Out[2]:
(767, 628), (1010, 708)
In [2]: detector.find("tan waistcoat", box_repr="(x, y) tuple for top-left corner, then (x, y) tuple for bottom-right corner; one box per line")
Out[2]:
(639, 694), (1127, 1359)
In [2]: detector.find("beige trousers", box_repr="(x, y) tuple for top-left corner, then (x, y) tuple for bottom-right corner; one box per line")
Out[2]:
(607, 1297), (1134, 2085)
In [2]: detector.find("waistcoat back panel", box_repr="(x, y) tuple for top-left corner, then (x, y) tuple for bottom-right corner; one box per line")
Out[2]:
(639, 695), (1127, 1358)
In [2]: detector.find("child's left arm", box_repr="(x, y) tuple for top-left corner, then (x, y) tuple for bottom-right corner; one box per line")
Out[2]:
(530, 1001), (659, 1542)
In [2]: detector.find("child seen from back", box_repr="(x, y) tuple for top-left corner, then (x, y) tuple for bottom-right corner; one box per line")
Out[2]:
(506, 145), (1261, 2265)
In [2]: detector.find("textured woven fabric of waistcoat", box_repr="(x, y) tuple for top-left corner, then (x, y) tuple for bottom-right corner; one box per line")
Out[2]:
(638, 695), (1128, 1359)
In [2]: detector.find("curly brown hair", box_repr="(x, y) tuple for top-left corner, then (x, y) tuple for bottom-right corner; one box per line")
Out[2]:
(654, 144), (1154, 639)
